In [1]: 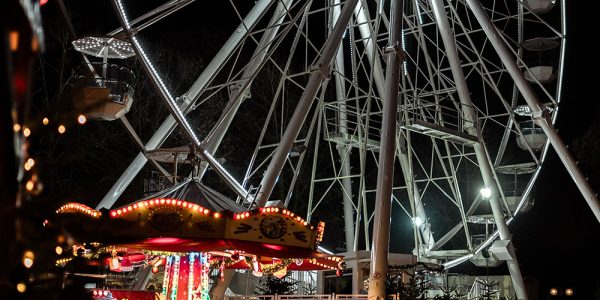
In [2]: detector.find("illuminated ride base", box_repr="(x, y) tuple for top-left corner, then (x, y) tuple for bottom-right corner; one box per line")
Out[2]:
(54, 200), (344, 300)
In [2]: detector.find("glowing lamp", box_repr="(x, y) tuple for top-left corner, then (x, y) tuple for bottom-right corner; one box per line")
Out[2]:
(16, 282), (26, 293)
(480, 187), (492, 199)
(565, 288), (573, 296)
(77, 114), (87, 125)
(23, 251), (34, 268)
(413, 216), (423, 227)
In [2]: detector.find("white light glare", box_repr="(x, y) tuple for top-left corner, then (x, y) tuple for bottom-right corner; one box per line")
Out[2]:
(480, 187), (492, 199)
(413, 216), (423, 227)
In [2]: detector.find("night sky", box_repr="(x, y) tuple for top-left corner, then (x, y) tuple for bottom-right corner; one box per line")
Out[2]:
(506, 1), (600, 295)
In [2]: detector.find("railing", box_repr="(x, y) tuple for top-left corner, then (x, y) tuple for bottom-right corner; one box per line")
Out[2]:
(73, 62), (136, 105)
(227, 294), (397, 300)
(467, 277), (500, 300)
(322, 100), (480, 144)
(225, 295), (276, 300)
(335, 294), (397, 300)
(322, 103), (382, 146)
(403, 100), (478, 135)
(279, 295), (331, 300)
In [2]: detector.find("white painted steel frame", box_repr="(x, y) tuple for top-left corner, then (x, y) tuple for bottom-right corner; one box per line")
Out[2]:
(92, 0), (585, 284)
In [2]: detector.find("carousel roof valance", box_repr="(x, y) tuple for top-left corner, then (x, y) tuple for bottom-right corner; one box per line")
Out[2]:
(55, 194), (328, 259)
(141, 177), (246, 213)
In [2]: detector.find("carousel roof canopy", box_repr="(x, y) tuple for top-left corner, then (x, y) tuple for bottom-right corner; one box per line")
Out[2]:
(139, 177), (245, 213)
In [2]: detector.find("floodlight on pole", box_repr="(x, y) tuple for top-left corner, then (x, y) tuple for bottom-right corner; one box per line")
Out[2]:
(413, 216), (423, 227)
(480, 187), (492, 199)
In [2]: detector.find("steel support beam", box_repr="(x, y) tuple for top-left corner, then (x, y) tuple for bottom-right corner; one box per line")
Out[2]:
(108, 0), (194, 36)
(115, 0), (252, 198)
(367, 0), (403, 298)
(467, 0), (600, 223)
(254, 0), (360, 207)
(353, 0), (435, 252)
(195, 0), (294, 181)
(331, 0), (356, 254)
(184, 0), (276, 103)
(97, 0), (275, 209)
(429, 0), (528, 298)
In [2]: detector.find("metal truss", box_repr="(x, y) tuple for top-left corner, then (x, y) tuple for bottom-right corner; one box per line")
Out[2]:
(60, 0), (599, 296)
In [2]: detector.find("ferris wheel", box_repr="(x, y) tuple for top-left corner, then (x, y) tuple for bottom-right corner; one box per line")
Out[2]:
(63, 0), (597, 298)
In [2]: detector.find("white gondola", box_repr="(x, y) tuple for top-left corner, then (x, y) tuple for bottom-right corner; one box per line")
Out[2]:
(71, 36), (136, 121)
(523, 0), (556, 14)
(524, 66), (556, 84)
(517, 120), (547, 151)
(523, 37), (560, 84)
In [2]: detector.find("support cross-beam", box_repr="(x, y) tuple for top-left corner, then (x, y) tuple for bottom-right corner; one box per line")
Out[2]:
(367, 0), (404, 298)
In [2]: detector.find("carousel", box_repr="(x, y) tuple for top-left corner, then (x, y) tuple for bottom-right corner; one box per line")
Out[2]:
(53, 176), (344, 300)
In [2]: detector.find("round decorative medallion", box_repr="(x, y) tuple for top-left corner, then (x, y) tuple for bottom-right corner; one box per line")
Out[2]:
(259, 215), (287, 239)
(148, 207), (183, 232)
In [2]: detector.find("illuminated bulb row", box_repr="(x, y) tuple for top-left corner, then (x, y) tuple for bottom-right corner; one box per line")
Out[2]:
(120, 13), (201, 146)
(115, 0), (131, 29)
(308, 259), (337, 270)
(55, 257), (72, 266)
(282, 209), (309, 226)
(109, 198), (219, 218)
(15, 120), (71, 137)
(56, 202), (101, 218)
(259, 207), (280, 214)
(325, 256), (343, 262)
(316, 222), (325, 242)
(24, 158), (35, 171)
(234, 212), (251, 220)
(92, 290), (110, 297)
(254, 208), (315, 228)
(74, 40), (132, 52)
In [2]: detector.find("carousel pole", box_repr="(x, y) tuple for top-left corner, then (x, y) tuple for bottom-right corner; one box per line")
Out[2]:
(367, 0), (404, 298)
(173, 153), (178, 184)
(101, 46), (108, 87)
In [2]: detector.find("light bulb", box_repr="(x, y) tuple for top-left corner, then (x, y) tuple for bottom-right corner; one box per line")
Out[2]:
(77, 114), (87, 125)
(480, 187), (492, 199)
(565, 288), (573, 296)
(16, 282), (26, 293)
(23, 250), (34, 268)
(25, 180), (34, 191)
(413, 216), (423, 227)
